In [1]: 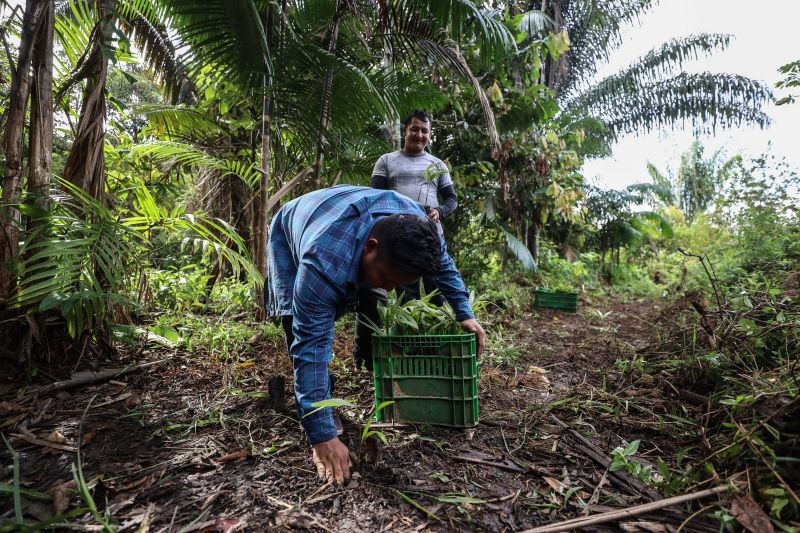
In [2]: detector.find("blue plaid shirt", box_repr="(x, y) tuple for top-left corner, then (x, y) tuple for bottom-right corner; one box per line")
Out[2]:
(265, 185), (473, 444)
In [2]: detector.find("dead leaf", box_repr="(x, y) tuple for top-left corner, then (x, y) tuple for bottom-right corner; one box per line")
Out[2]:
(204, 518), (241, 533)
(528, 366), (549, 374)
(117, 475), (153, 492)
(543, 476), (568, 492)
(48, 480), (75, 515)
(47, 430), (66, 444)
(216, 450), (250, 463)
(82, 429), (98, 446)
(124, 394), (142, 407)
(730, 494), (774, 533)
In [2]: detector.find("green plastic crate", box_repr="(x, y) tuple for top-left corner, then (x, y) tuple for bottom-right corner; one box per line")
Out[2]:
(534, 288), (579, 312)
(372, 334), (478, 427)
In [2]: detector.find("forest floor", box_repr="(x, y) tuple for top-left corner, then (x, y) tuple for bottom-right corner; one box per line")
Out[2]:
(1, 291), (734, 532)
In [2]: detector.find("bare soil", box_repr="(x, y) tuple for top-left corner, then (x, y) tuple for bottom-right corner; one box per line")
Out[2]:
(1, 293), (725, 532)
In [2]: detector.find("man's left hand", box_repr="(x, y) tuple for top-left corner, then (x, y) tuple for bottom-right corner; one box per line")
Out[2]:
(460, 318), (486, 356)
(428, 209), (440, 223)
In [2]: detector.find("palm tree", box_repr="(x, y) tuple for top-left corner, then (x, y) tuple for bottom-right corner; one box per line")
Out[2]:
(646, 139), (736, 221)
(141, 0), (516, 282)
(517, 1), (772, 154)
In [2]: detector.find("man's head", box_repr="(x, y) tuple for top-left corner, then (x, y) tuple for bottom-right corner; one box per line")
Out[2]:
(401, 111), (432, 155)
(359, 214), (442, 290)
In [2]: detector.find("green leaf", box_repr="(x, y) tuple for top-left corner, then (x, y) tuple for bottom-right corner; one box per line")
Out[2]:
(303, 398), (356, 418)
(39, 292), (69, 312)
(148, 325), (180, 345)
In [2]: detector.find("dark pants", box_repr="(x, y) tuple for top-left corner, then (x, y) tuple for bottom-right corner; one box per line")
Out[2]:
(398, 276), (445, 306)
(281, 286), (387, 372)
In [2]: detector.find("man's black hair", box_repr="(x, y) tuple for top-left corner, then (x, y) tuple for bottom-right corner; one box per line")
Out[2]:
(370, 214), (442, 277)
(402, 110), (432, 128)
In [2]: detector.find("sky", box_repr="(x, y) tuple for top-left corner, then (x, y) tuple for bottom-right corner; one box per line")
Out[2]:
(581, 0), (800, 190)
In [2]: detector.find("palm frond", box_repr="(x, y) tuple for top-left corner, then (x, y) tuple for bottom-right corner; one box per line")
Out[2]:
(130, 140), (261, 187)
(136, 103), (227, 140)
(626, 182), (673, 205)
(376, 0), (505, 157)
(560, 0), (657, 93)
(11, 180), (145, 337)
(518, 9), (554, 37)
(126, 186), (262, 285)
(574, 72), (773, 140)
(53, 0), (97, 99)
(499, 226), (537, 271)
(565, 34), (733, 104)
(164, 0), (272, 87)
(116, 0), (194, 102)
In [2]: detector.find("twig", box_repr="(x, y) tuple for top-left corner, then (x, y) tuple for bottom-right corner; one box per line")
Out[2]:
(734, 419), (800, 506)
(451, 454), (528, 474)
(24, 360), (167, 397)
(677, 249), (724, 319)
(10, 433), (77, 452)
(675, 504), (714, 532)
(302, 479), (333, 505)
(518, 484), (731, 533)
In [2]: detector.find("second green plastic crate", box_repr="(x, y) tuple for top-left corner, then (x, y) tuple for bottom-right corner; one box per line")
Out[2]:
(534, 288), (579, 312)
(372, 334), (478, 427)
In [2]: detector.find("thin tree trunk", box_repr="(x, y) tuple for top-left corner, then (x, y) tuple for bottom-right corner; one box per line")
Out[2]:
(312, 1), (344, 188)
(0, 0), (46, 300)
(253, 5), (276, 310)
(63, 1), (114, 201)
(28, 0), (54, 213)
(531, 224), (540, 266)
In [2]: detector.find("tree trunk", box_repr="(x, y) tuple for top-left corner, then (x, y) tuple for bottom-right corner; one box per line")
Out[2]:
(528, 222), (541, 266)
(253, 83), (271, 285)
(27, 0), (54, 213)
(0, 0), (47, 300)
(546, 0), (570, 94)
(63, 1), (115, 201)
(312, 1), (344, 188)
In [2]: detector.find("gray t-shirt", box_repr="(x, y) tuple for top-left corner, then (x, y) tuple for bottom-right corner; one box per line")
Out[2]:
(371, 151), (453, 210)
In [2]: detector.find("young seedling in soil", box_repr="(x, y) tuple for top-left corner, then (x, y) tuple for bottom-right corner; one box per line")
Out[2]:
(305, 398), (396, 467)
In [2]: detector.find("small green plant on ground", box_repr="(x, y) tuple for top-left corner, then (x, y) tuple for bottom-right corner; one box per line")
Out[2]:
(305, 398), (395, 445)
(608, 439), (656, 485)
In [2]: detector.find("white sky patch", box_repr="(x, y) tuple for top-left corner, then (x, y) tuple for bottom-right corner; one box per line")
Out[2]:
(581, 0), (800, 190)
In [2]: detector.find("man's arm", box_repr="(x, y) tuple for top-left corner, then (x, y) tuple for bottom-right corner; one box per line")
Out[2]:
(370, 155), (389, 189)
(290, 264), (340, 444)
(433, 241), (473, 322)
(371, 174), (388, 189)
(290, 263), (352, 484)
(434, 184), (458, 218)
(432, 241), (486, 354)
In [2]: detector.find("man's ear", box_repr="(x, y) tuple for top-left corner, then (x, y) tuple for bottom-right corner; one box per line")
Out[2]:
(364, 237), (380, 253)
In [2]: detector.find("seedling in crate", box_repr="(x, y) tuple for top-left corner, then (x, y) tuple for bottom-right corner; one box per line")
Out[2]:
(361, 290), (483, 336)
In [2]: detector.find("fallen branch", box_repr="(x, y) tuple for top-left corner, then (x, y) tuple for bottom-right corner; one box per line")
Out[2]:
(24, 360), (167, 397)
(519, 484), (731, 533)
(550, 414), (663, 501)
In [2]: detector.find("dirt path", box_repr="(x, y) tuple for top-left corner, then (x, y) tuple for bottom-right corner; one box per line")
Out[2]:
(1, 294), (721, 532)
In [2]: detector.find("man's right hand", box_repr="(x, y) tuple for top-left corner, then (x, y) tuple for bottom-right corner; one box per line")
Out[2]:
(311, 437), (351, 485)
